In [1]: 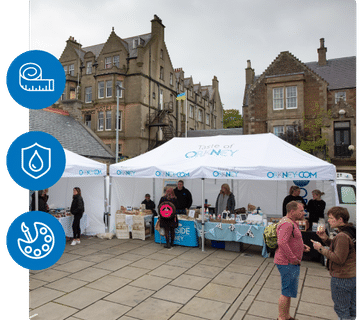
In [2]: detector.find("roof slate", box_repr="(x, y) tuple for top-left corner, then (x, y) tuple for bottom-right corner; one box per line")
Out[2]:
(29, 109), (115, 160)
(305, 56), (356, 90)
(187, 128), (243, 137)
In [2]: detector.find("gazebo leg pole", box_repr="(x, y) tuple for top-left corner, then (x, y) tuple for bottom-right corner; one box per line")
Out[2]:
(201, 178), (205, 252)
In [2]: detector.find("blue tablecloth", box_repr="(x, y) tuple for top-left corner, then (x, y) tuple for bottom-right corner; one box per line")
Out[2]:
(154, 217), (198, 247)
(195, 221), (268, 257)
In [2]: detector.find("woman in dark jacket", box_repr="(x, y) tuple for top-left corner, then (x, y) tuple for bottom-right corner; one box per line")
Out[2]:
(70, 187), (85, 245)
(158, 187), (178, 248)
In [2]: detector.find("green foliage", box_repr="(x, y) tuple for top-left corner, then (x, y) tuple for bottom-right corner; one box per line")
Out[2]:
(223, 109), (243, 128)
(295, 104), (332, 161)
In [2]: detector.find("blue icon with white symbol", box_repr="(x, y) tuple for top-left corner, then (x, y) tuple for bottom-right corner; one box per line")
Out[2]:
(19, 62), (55, 92)
(7, 131), (66, 190)
(7, 211), (65, 270)
(6, 50), (65, 109)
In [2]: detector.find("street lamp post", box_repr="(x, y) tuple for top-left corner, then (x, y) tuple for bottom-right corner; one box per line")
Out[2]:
(116, 84), (125, 163)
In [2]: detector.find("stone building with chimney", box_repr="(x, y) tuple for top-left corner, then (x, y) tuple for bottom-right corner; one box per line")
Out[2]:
(242, 38), (356, 176)
(56, 15), (223, 159)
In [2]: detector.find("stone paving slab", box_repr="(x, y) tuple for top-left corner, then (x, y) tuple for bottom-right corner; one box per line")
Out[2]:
(29, 236), (339, 320)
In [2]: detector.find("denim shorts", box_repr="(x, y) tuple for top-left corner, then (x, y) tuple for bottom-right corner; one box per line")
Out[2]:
(276, 264), (300, 298)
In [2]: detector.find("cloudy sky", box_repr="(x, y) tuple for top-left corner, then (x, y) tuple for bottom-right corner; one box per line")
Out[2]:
(28, 0), (356, 112)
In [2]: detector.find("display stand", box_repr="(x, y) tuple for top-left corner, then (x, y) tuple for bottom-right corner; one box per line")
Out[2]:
(154, 217), (198, 247)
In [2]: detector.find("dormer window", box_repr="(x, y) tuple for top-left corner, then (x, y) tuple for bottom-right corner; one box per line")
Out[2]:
(133, 37), (145, 49)
(86, 61), (92, 74)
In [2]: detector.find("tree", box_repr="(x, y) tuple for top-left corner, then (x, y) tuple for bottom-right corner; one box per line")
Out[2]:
(279, 104), (332, 161)
(223, 109), (243, 128)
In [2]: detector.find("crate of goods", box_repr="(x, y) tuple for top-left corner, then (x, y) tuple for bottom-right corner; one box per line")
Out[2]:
(132, 215), (150, 240)
(115, 213), (130, 239)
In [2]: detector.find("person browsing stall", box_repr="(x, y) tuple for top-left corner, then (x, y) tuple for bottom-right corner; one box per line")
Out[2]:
(173, 180), (193, 215)
(312, 207), (356, 320)
(215, 183), (235, 217)
(275, 201), (310, 320)
(158, 187), (178, 248)
(282, 185), (306, 216)
(70, 187), (85, 246)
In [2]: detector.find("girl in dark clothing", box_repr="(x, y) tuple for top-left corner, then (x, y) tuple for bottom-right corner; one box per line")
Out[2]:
(282, 185), (306, 216)
(307, 189), (326, 229)
(70, 187), (85, 245)
(158, 187), (178, 248)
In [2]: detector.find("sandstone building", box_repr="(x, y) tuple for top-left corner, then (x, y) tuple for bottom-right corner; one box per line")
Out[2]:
(243, 38), (356, 175)
(57, 15), (223, 160)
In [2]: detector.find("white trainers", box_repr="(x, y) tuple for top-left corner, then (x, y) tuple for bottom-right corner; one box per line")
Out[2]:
(70, 240), (77, 246)
(76, 239), (81, 244)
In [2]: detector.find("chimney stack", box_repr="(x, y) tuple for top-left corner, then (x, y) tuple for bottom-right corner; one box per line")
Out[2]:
(317, 38), (327, 66)
(246, 60), (255, 85)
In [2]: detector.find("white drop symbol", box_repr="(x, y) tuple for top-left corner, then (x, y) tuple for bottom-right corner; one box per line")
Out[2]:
(29, 150), (44, 172)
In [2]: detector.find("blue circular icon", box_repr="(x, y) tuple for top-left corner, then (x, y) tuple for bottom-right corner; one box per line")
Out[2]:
(293, 180), (310, 187)
(7, 131), (66, 190)
(7, 211), (66, 270)
(6, 50), (66, 110)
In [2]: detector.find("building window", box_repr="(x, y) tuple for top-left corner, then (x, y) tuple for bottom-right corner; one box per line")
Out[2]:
(159, 89), (164, 110)
(85, 114), (91, 128)
(335, 91), (346, 103)
(86, 62), (92, 74)
(160, 66), (164, 80)
(160, 49), (164, 59)
(273, 126), (284, 136)
(85, 87), (92, 103)
(273, 88), (284, 110)
(273, 86), (297, 110)
(286, 86), (297, 109)
(116, 81), (123, 98)
(105, 111), (112, 130)
(116, 110), (123, 131)
(198, 109), (203, 122)
(189, 105), (194, 118)
(133, 38), (139, 48)
(113, 55), (119, 68)
(106, 80), (112, 98)
(334, 121), (351, 157)
(105, 57), (112, 69)
(170, 73), (173, 86)
(63, 65), (68, 74)
(98, 111), (104, 131)
(69, 64), (75, 76)
(206, 113), (210, 125)
(98, 81), (104, 99)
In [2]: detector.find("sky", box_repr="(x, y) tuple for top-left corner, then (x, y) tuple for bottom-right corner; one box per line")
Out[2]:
(28, 0), (356, 113)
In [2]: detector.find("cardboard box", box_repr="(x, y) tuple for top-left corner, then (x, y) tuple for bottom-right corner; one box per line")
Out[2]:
(225, 241), (242, 252)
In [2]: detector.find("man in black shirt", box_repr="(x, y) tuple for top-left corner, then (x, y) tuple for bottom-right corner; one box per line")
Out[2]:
(173, 180), (193, 215)
(141, 194), (157, 233)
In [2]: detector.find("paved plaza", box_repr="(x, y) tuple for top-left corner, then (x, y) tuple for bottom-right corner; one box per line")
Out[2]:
(29, 236), (338, 320)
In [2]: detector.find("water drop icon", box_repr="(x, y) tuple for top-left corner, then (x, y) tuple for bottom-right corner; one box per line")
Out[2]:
(29, 150), (44, 172)
(21, 142), (51, 180)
